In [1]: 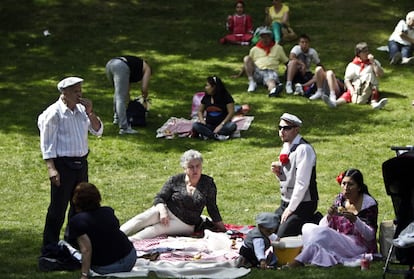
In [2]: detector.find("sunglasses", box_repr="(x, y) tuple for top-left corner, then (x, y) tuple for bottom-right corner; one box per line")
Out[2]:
(278, 125), (296, 131)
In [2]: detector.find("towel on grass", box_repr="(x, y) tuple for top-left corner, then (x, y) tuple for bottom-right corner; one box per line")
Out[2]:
(156, 116), (254, 139)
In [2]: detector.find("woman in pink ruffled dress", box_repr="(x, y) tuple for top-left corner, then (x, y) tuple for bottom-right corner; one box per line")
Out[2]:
(287, 168), (378, 268)
(220, 1), (253, 45)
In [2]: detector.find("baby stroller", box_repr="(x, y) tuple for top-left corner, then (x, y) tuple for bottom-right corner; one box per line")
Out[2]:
(382, 146), (414, 279)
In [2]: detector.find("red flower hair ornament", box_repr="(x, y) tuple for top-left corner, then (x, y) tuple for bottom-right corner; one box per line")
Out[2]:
(279, 154), (289, 165)
(336, 172), (345, 185)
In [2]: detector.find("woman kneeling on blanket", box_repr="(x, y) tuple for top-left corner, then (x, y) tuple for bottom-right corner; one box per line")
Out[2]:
(286, 168), (378, 268)
(68, 182), (136, 278)
(120, 149), (226, 240)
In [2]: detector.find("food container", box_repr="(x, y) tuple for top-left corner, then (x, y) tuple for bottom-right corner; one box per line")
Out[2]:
(272, 236), (303, 265)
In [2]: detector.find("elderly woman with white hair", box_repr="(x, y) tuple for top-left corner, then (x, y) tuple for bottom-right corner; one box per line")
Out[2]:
(120, 150), (226, 240)
(388, 11), (414, 65)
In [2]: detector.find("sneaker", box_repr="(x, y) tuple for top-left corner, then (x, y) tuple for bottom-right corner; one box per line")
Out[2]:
(390, 52), (402, 65)
(322, 94), (336, 108)
(247, 81), (257, 92)
(329, 93), (337, 103)
(294, 83), (304, 95)
(371, 98), (388, 109)
(119, 127), (138, 135)
(309, 91), (323, 100)
(401, 57), (414, 65)
(268, 83), (283, 97)
(113, 119), (119, 125)
(214, 134), (229, 141)
(285, 83), (293, 94)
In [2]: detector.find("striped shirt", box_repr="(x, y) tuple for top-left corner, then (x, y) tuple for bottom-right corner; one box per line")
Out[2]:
(38, 97), (103, 159)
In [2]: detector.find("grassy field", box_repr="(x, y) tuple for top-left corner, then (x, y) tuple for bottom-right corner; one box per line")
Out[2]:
(0, 0), (413, 278)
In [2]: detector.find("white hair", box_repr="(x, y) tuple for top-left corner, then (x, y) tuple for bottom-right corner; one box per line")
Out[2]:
(180, 149), (203, 168)
(406, 11), (414, 23)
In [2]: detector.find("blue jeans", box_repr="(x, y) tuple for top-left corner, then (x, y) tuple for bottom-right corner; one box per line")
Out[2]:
(388, 40), (413, 59)
(92, 247), (136, 274)
(192, 122), (237, 139)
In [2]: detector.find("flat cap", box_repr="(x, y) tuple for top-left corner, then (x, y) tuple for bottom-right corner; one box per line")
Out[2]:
(280, 112), (302, 127)
(255, 212), (278, 229)
(57, 77), (83, 92)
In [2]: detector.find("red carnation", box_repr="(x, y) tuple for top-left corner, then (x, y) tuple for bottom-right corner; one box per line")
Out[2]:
(336, 172), (345, 185)
(279, 154), (289, 165)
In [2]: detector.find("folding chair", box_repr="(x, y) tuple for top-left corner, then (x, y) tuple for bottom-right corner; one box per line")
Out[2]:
(382, 146), (414, 279)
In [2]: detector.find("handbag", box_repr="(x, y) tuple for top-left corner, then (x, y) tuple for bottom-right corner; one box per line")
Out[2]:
(281, 26), (297, 42)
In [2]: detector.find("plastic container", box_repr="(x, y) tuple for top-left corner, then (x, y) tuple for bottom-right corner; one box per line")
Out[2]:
(272, 236), (303, 265)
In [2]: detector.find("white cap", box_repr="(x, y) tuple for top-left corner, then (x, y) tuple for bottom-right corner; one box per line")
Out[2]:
(280, 112), (303, 127)
(57, 77), (83, 92)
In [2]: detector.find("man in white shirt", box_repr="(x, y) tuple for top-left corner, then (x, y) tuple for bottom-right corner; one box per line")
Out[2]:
(388, 11), (414, 65)
(285, 34), (322, 95)
(271, 113), (319, 237)
(37, 77), (103, 253)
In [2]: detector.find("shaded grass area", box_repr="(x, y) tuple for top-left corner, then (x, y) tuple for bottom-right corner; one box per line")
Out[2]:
(1, 0), (414, 278)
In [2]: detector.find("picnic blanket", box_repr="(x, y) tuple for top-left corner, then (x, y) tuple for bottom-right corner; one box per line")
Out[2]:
(156, 116), (254, 139)
(90, 229), (252, 278)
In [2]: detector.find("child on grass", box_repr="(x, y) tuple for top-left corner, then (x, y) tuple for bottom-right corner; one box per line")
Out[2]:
(237, 212), (278, 269)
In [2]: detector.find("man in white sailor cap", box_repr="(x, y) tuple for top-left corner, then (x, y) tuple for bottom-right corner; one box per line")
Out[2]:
(37, 76), (103, 257)
(270, 112), (320, 238)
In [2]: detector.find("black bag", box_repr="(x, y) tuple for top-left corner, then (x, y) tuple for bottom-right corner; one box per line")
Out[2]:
(126, 98), (147, 127)
(38, 243), (81, 272)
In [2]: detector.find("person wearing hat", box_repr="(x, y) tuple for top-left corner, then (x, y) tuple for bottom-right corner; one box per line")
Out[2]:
(37, 77), (103, 255)
(237, 212), (278, 269)
(321, 42), (387, 110)
(271, 113), (320, 238)
(105, 55), (152, 135)
(235, 26), (288, 97)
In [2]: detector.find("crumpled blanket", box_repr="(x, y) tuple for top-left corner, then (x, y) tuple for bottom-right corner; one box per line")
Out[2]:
(90, 230), (251, 278)
(156, 116), (254, 139)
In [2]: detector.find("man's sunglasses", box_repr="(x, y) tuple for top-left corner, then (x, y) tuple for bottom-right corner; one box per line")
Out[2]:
(278, 125), (296, 131)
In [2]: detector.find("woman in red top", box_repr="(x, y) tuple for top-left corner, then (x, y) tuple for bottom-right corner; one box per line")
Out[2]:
(220, 1), (253, 45)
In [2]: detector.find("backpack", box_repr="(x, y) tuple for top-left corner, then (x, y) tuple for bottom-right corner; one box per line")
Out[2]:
(126, 98), (147, 127)
(38, 242), (81, 272)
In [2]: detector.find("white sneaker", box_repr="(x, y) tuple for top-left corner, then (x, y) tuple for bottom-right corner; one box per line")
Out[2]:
(294, 83), (304, 95)
(322, 94), (336, 108)
(247, 81), (257, 92)
(214, 134), (229, 141)
(329, 93), (337, 103)
(371, 98), (388, 109)
(401, 57), (414, 65)
(119, 127), (138, 135)
(285, 84), (293, 94)
(309, 91), (323, 100)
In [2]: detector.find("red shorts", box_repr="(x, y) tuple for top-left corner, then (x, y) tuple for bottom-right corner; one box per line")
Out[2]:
(339, 90), (352, 103)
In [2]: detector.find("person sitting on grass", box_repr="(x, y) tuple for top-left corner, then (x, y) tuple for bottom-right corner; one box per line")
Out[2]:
(322, 42), (387, 110)
(286, 168), (378, 268)
(68, 182), (136, 277)
(120, 150), (226, 240)
(388, 11), (414, 65)
(284, 34), (322, 95)
(237, 212), (278, 269)
(308, 66), (344, 102)
(235, 27), (288, 97)
(219, 0), (253, 46)
(192, 76), (237, 141)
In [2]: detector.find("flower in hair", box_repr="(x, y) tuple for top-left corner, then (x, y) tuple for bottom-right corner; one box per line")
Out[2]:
(279, 154), (289, 165)
(336, 172), (345, 185)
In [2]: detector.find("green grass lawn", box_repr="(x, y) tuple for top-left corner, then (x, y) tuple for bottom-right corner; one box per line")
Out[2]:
(0, 0), (413, 278)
